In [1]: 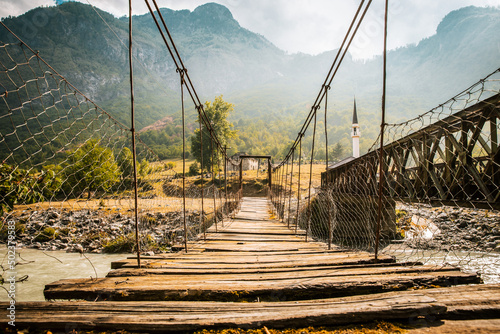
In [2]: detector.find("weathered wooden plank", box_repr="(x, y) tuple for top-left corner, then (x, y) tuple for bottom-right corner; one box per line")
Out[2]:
(105, 264), (453, 278)
(0, 293), (446, 332)
(112, 249), (386, 269)
(207, 229), (304, 237)
(44, 269), (480, 302)
(133, 251), (383, 263)
(117, 254), (395, 270)
(420, 284), (500, 318)
(204, 236), (307, 242)
(7, 284), (500, 332)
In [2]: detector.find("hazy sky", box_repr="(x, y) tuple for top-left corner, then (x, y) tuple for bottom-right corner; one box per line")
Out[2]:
(2, 0), (500, 58)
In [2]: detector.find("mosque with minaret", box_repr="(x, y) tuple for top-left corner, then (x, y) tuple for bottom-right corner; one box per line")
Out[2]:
(329, 98), (360, 169)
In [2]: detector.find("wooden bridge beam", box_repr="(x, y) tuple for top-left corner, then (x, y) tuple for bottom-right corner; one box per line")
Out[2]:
(322, 93), (500, 209)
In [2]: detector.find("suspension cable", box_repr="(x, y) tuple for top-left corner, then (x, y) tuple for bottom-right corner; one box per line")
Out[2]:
(129, 0), (141, 268)
(180, 69), (188, 253)
(278, 0), (373, 167)
(375, 0), (389, 260)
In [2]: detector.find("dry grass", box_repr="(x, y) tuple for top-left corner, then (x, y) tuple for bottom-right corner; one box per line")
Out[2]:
(162, 158), (197, 173)
(11, 162), (324, 215)
(0, 321), (409, 334)
(266, 163), (326, 197)
(194, 322), (408, 334)
(13, 197), (217, 215)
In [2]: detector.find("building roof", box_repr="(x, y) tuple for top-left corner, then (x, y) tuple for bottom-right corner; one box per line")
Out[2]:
(328, 156), (356, 169)
(352, 98), (358, 124)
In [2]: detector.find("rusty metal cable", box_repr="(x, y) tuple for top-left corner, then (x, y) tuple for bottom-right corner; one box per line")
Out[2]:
(278, 0), (373, 168)
(374, 0), (389, 260)
(128, 0), (141, 268)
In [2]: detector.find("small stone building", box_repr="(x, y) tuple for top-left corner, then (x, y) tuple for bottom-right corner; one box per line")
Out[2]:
(226, 152), (259, 171)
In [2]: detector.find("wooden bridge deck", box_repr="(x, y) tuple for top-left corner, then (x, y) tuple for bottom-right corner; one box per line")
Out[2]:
(43, 197), (479, 302)
(2, 197), (499, 332)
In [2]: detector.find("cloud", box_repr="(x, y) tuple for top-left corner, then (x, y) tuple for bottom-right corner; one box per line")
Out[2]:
(0, 0), (55, 18)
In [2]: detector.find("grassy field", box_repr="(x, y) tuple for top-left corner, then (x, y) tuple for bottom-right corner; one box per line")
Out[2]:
(162, 158), (197, 173)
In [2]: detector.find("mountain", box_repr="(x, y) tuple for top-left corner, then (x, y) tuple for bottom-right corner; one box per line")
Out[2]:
(0, 3), (499, 157)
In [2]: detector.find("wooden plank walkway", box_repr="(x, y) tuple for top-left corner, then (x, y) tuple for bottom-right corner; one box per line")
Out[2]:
(4, 197), (497, 332)
(3, 282), (500, 331)
(44, 197), (480, 302)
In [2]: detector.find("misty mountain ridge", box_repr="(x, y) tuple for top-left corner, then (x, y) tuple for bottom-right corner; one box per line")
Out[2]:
(0, 2), (499, 156)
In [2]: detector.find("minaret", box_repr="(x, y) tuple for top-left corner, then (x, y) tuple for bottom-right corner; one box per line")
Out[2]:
(351, 98), (360, 158)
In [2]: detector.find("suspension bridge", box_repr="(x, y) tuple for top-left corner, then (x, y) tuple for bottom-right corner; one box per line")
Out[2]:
(0, 0), (500, 332)
(4, 197), (498, 331)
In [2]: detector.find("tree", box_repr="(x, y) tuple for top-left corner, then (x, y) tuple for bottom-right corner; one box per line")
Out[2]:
(330, 142), (345, 162)
(138, 159), (150, 179)
(117, 147), (134, 180)
(35, 164), (63, 199)
(188, 161), (200, 176)
(190, 96), (237, 172)
(0, 164), (43, 215)
(64, 139), (120, 199)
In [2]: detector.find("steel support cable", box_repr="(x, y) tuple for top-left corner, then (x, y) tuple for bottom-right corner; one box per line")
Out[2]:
(289, 0), (367, 151)
(306, 108), (318, 242)
(288, 148), (295, 228)
(211, 137), (218, 232)
(281, 164), (286, 220)
(288, 0), (373, 165)
(199, 111), (205, 241)
(383, 67), (500, 128)
(275, 166), (278, 209)
(129, 0), (141, 268)
(324, 84), (332, 250)
(144, 0), (229, 157)
(150, 0), (237, 162)
(224, 146), (228, 218)
(216, 153), (224, 227)
(180, 69), (188, 253)
(375, 0), (389, 260)
(278, 0), (373, 167)
(296, 137), (303, 234)
(283, 159), (288, 223)
(283, 159), (289, 223)
(277, 165), (282, 219)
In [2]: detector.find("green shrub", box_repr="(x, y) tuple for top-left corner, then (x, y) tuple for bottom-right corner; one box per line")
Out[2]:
(103, 233), (136, 253)
(34, 227), (58, 242)
(0, 222), (26, 240)
(141, 181), (155, 192)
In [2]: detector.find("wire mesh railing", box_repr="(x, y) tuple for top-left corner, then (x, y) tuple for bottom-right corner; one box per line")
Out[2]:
(270, 68), (500, 283)
(0, 21), (242, 264)
(267, 0), (499, 284)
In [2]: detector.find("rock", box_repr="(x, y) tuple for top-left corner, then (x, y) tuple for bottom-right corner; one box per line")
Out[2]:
(436, 212), (448, 220)
(46, 211), (60, 220)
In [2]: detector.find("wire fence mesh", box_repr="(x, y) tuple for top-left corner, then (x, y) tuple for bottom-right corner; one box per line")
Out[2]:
(0, 25), (242, 260)
(271, 68), (500, 283)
